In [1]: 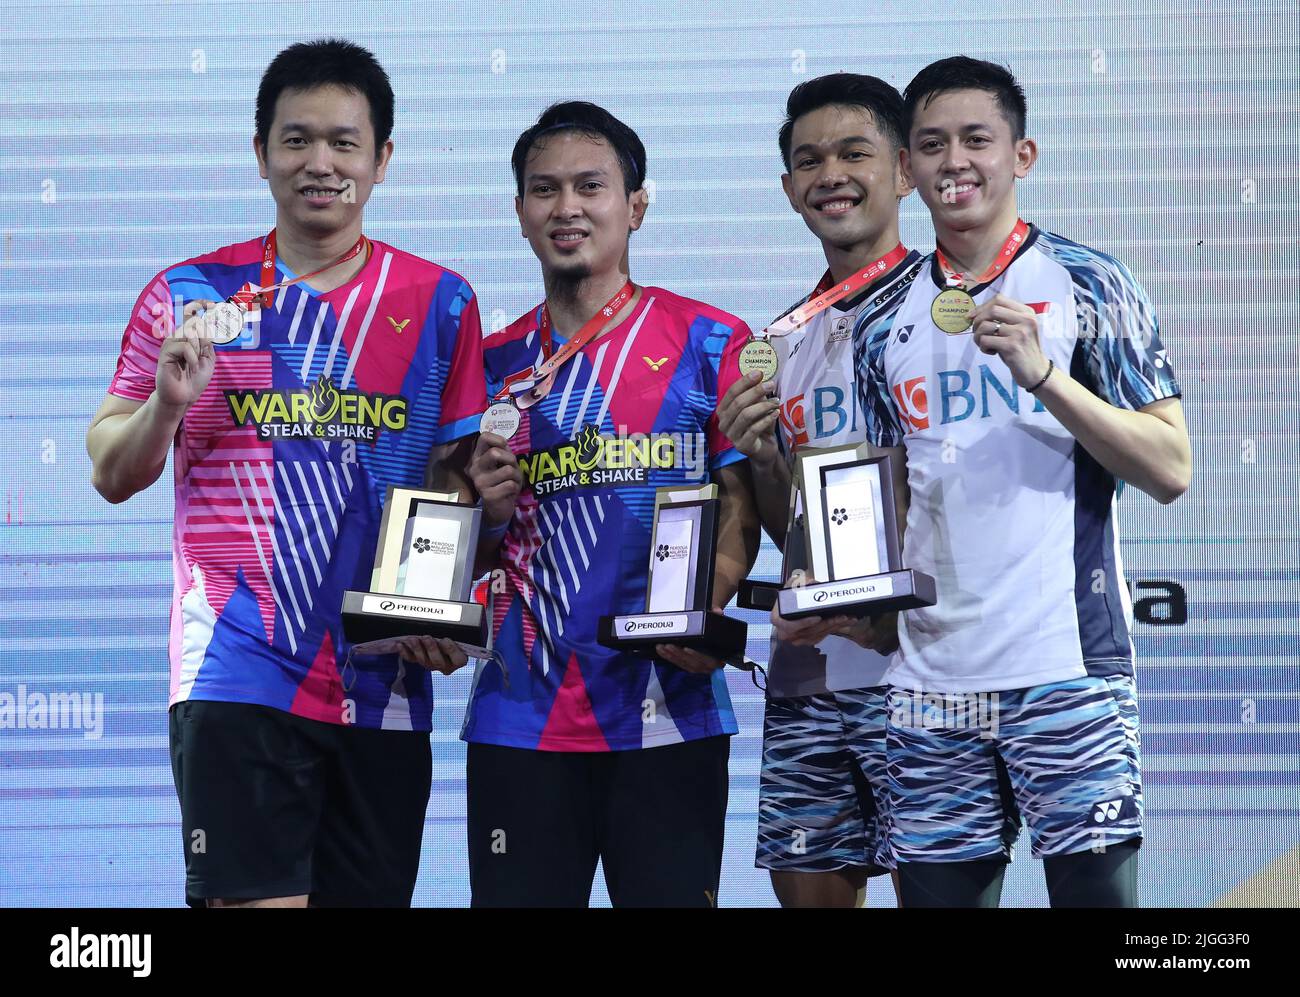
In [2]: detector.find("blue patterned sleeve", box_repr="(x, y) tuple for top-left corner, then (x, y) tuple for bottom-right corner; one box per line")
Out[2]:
(1071, 253), (1182, 412)
(853, 312), (906, 447)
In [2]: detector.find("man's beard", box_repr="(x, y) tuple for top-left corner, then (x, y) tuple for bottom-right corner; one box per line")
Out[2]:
(547, 260), (594, 305)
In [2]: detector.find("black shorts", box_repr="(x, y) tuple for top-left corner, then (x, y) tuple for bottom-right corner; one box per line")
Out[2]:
(466, 735), (730, 908)
(168, 700), (432, 907)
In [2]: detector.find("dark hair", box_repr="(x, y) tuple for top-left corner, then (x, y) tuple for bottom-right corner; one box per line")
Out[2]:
(902, 56), (1027, 142)
(778, 73), (906, 170)
(511, 101), (646, 196)
(256, 39), (395, 155)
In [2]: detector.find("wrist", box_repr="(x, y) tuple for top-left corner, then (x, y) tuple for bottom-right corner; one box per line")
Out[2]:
(750, 445), (784, 478)
(1026, 358), (1054, 394)
(147, 393), (189, 426)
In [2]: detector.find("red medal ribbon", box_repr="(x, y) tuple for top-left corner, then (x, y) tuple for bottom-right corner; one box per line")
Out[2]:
(494, 280), (635, 407)
(763, 243), (909, 338)
(935, 218), (1029, 289)
(228, 229), (370, 312)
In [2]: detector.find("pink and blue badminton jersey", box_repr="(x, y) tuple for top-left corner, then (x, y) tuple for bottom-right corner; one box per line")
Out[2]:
(462, 287), (751, 751)
(109, 235), (485, 731)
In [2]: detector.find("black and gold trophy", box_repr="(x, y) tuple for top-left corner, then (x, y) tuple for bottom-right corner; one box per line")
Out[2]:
(597, 484), (747, 658)
(342, 486), (489, 651)
(774, 443), (936, 618)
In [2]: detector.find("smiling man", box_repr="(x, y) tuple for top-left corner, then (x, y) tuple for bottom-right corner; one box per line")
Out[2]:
(456, 101), (760, 907)
(854, 56), (1191, 907)
(716, 73), (922, 908)
(86, 39), (485, 907)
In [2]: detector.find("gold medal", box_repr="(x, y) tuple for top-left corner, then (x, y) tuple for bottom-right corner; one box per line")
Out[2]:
(203, 301), (245, 344)
(931, 288), (976, 335)
(480, 400), (521, 440)
(738, 338), (779, 381)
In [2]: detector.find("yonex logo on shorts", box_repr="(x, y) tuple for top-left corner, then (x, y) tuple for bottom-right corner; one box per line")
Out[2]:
(1093, 799), (1123, 823)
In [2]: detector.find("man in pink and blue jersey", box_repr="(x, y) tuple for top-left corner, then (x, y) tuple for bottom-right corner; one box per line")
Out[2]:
(86, 39), (484, 907)
(454, 101), (761, 907)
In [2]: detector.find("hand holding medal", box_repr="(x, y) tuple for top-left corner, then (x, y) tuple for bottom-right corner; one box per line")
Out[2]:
(717, 370), (780, 463)
(969, 293), (1051, 391)
(155, 298), (219, 411)
(467, 431), (523, 534)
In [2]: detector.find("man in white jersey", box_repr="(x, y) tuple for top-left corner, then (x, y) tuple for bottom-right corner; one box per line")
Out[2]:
(854, 56), (1191, 907)
(717, 74), (922, 908)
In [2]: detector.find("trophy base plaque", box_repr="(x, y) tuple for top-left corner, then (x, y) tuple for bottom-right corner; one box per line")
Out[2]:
(342, 590), (489, 649)
(776, 568), (937, 621)
(597, 609), (748, 660)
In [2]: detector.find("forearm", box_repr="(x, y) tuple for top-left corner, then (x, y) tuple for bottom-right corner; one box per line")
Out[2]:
(88, 397), (184, 503)
(1035, 372), (1190, 504)
(749, 453), (793, 550)
(713, 535), (756, 609)
(713, 464), (761, 607)
(427, 438), (508, 577)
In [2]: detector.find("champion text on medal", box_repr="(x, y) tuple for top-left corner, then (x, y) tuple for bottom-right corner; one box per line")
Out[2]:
(931, 288), (976, 334)
(738, 339), (779, 381)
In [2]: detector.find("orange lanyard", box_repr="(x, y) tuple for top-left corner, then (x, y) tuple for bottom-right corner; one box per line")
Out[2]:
(494, 281), (635, 408)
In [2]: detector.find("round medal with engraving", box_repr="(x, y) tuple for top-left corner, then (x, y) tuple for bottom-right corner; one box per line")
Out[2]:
(931, 288), (976, 335)
(204, 301), (246, 344)
(480, 400), (521, 440)
(738, 338), (779, 381)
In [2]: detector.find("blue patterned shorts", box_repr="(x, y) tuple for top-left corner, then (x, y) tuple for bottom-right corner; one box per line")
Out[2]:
(887, 674), (1143, 862)
(756, 687), (892, 874)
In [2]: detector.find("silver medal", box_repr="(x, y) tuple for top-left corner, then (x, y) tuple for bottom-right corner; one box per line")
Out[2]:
(479, 401), (521, 440)
(204, 301), (245, 345)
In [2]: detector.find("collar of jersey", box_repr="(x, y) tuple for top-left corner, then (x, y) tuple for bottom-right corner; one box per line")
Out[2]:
(266, 239), (379, 301)
(926, 223), (1039, 293)
(536, 290), (650, 349)
(829, 249), (921, 312)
